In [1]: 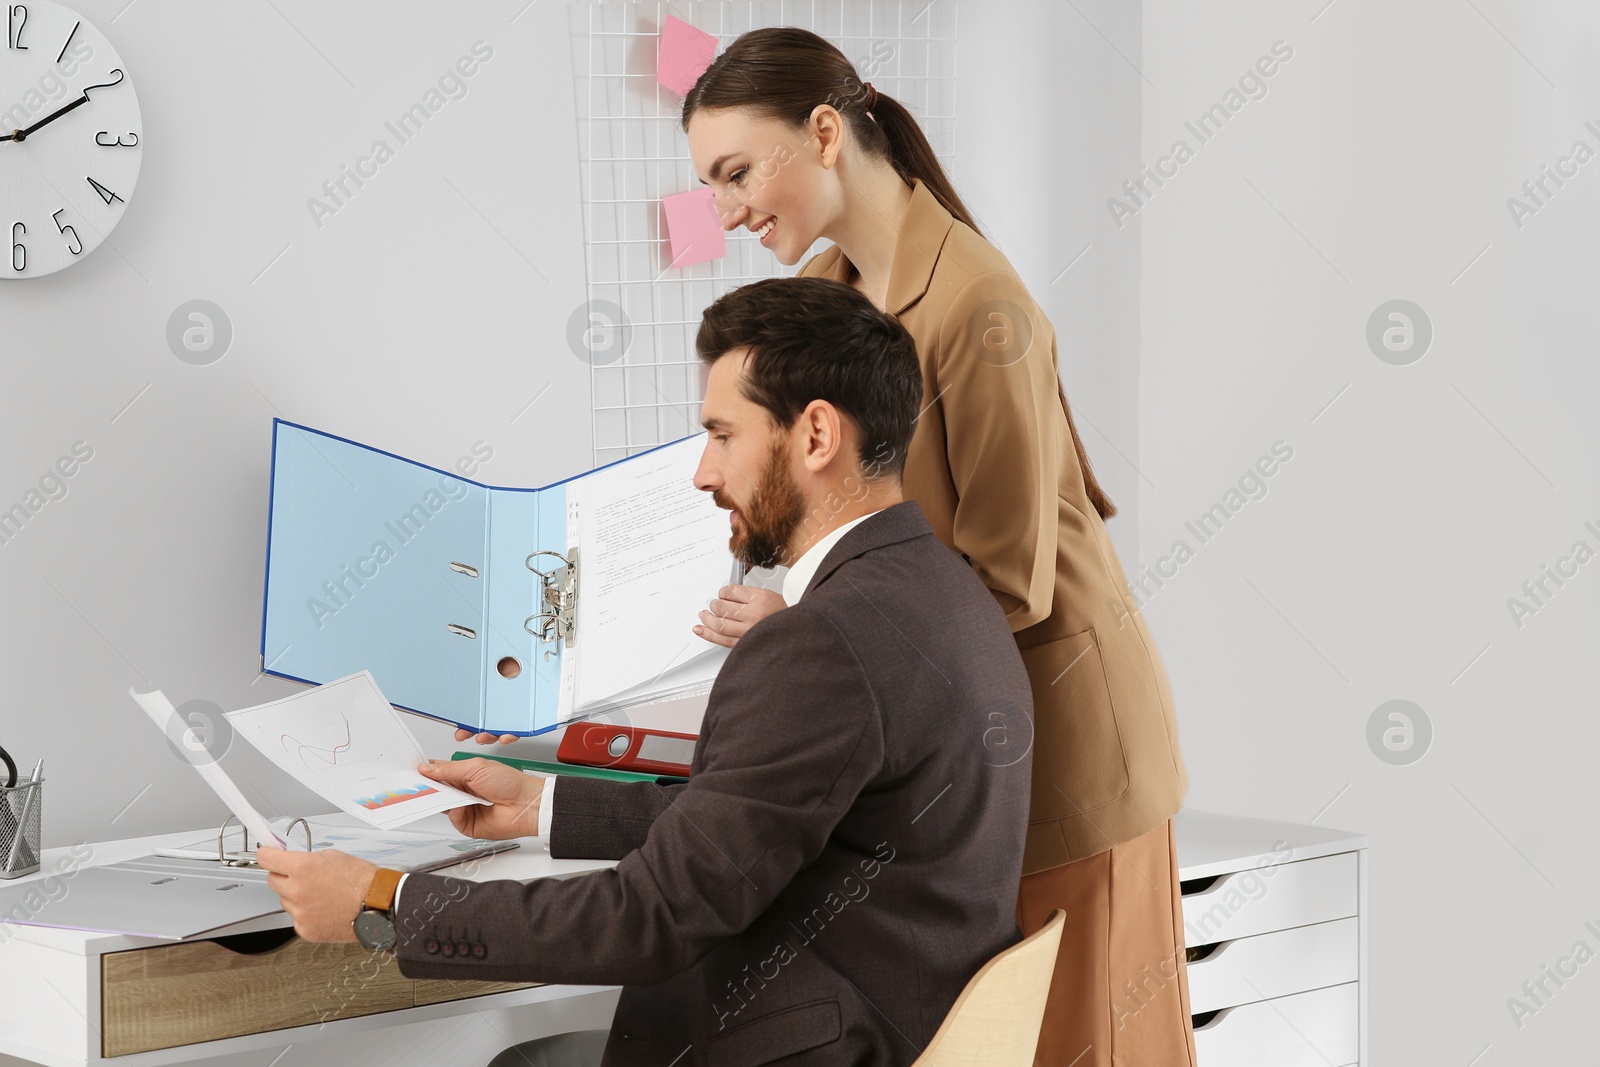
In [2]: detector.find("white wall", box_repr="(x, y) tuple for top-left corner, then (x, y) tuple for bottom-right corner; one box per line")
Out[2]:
(0, 0), (594, 850)
(1140, 0), (1600, 1060)
(956, 0), (1146, 564)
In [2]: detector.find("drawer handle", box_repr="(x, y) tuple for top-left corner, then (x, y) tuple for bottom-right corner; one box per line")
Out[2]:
(1182, 867), (1276, 905)
(1186, 939), (1228, 963)
(1192, 1007), (1234, 1032)
(207, 928), (298, 956)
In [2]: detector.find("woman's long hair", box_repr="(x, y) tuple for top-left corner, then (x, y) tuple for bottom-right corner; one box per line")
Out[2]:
(682, 27), (1116, 519)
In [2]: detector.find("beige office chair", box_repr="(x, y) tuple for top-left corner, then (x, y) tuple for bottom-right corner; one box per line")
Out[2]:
(911, 909), (1066, 1067)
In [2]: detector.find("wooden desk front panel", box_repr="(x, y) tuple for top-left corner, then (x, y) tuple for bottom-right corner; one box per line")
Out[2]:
(101, 930), (537, 1057)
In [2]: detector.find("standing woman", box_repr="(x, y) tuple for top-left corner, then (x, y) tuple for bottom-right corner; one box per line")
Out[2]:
(684, 28), (1196, 1067)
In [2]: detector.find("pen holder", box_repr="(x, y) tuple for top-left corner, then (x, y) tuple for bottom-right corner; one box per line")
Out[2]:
(0, 777), (42, 879)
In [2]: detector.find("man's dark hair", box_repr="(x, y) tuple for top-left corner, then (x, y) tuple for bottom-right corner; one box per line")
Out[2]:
(696, 277), (922, 480)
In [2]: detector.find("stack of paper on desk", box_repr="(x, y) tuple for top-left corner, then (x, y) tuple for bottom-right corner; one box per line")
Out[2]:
(260, 420), (735, 735)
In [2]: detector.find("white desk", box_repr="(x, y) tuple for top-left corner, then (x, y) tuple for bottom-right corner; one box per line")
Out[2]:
(0, 808), (1365, 1066)
(0, 812), (622, 1067)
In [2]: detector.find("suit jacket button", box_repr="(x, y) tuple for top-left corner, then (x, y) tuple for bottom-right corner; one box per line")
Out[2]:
(440, 940), (456, 957)
(472, 943), (487, 960)
(456, 940), (471, 957)
(424, 937), (439, 955)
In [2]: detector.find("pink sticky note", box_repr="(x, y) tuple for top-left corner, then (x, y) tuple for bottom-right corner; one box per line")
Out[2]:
(657, 15), (717, 96)
(663, 187), (725, 267)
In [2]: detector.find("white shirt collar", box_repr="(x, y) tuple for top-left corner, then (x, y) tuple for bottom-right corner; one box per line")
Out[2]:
(780, 512), (879, 605)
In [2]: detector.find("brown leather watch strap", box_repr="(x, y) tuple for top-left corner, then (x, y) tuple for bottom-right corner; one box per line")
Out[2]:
(364, 867), (404, 913)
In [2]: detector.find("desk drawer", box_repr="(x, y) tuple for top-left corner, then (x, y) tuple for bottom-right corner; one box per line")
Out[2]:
(1182, 852), (1356, 946)
(1187, 917), (1358, 1014)
(102, 928), (413, 1056)
(1193, 981), (1357, 1067)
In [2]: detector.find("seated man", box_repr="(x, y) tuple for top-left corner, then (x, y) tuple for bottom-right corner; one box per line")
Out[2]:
(259, 276), (1035, 1067)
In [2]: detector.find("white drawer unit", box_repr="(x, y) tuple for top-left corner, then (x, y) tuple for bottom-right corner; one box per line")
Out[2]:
(1176, 809), (1368, 1067)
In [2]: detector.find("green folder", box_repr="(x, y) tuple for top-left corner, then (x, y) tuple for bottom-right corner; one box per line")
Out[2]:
(453, 751), (687, 785)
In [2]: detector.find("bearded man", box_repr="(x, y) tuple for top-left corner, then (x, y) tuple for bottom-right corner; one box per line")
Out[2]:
(259, 277), (1034, 1067)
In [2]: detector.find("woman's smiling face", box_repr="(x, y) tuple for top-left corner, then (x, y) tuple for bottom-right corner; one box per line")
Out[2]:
(687, 107), (839, 267)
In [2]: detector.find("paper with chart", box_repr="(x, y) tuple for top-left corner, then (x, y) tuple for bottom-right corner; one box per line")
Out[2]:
(558, 436), (733, 722)
(130, 687), (291, 850)
(224, 671), (488, 830)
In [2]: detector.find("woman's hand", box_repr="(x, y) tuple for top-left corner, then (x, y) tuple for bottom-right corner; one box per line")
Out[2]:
(417, 757), (544, 840)
(694, 584), (789, 648)
(454, 728), (520, 746)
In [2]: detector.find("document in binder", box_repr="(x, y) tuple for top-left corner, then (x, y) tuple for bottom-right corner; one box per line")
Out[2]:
(260, 419), (734, 735)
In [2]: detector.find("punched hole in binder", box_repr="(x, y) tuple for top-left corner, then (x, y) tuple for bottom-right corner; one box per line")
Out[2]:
(497, 656), (522, 679)
(449, 561), (480, 577)
(447, 624), (478, 639)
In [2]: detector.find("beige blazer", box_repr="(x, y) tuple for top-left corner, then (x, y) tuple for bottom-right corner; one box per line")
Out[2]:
(800, 178), (1188, 873)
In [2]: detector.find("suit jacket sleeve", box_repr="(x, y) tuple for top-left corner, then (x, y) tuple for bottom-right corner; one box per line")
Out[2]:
(545, 776), (684, 859)
(934, 272), (1063, 631)
(392, 608), (885, 986)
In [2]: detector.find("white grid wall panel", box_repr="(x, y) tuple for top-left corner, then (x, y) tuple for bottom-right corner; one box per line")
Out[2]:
(571, 0), (960, 463)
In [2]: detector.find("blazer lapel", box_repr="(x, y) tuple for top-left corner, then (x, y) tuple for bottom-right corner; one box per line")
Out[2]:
(883, 179), (956, 315)
(802, 502), (933, 600)
(800, 179), (956, 316)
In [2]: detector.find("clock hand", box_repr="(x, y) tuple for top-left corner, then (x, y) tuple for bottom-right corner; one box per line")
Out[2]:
(2, 93), (91, 143)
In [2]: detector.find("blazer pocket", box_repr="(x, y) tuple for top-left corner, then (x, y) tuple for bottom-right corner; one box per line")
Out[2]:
(1017, 627), (1131, 819)
(705, 998), (842, 1067)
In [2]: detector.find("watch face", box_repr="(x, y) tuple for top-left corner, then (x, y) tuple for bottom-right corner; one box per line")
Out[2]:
(353, 909), (397, 952)
(1, 1), (142, 278)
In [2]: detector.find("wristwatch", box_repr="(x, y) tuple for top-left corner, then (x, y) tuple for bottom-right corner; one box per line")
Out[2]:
(353, 868), (403, 951)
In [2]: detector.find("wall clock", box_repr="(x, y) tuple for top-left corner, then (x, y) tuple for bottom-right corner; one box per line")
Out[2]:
(1, 0), (141, 278)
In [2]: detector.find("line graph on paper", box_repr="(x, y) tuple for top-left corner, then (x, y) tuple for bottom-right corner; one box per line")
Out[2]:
(225, 672), (485, 830)
(279, 716), (357, 767)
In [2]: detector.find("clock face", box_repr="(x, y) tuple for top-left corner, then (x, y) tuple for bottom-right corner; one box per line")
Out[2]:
(1, 1), (141, 278)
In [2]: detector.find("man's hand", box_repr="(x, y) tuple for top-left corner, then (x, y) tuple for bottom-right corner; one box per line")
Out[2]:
(418, 757), (543, 840)
(453, 727), (520, 746)
(694, 584), (788, 649)
(255, 846), (378, 944)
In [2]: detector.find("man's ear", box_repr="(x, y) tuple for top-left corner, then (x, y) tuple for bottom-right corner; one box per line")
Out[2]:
(798, 399), (844, 473)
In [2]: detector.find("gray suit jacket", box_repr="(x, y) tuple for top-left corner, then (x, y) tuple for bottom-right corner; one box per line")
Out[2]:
(394, 502), (1034, 1066)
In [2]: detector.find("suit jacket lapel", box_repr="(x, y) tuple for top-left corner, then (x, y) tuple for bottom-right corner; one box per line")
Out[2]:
(802, 502), (932, 600)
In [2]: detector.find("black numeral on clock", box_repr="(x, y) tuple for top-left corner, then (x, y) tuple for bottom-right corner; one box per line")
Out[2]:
(95, 131), (139, 147)
(11, 222), (25, 272)
(55, 19), (77, 63)
(7, 5), (27, 49)
(86, 176), (123, 206)
(53, 209), (82, 255)
(81, 68), (125, 100)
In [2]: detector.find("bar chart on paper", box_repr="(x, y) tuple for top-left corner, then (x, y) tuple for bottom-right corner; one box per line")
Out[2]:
(357, 783), (440, 812)
(226, 671), (487, 830)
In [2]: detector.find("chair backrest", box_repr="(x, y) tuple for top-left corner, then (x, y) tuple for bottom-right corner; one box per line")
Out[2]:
(911, 909), (1066, 1067)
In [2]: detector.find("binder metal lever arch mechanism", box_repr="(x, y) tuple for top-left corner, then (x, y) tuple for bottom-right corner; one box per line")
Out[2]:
(526, 548), (578, 655)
